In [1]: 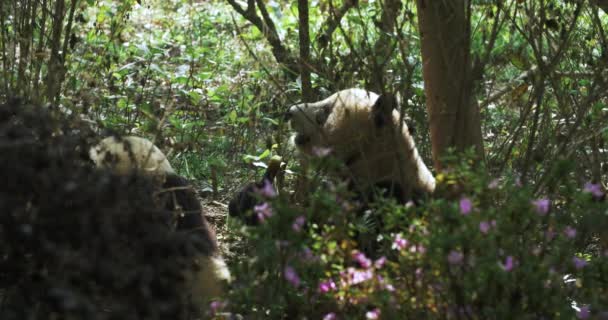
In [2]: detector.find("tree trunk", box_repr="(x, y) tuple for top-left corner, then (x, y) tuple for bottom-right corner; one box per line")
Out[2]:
(370, 0), (401, 92)
(46, 0), (65, 104)
(17, 0), (34, 98)
(295, 0), (312, 203)
(593, 0), (608, 12)
(32, 0), (49, 103)
(415, 0), (484, 171)
(298, 0), (312, 101)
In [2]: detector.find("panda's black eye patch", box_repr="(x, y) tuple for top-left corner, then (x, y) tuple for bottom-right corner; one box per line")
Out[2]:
(294, 133), (311, 146)
(315, 112), (325, 125)
(315, 105), (332, 125)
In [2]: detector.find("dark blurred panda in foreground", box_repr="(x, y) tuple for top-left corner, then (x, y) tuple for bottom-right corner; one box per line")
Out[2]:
(228, 156), (283, 225)
(0, 99), (226, 319)
(89, 135), (231, 310)
(286, 88), (435, 205)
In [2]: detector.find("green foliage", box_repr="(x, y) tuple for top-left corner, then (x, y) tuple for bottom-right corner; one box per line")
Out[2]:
(3, 0), (607, 317)
(58, 0), (294, 191)
(223, 155), (607, 319)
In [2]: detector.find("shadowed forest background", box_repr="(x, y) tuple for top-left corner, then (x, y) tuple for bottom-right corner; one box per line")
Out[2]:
(0, 0), (607, 319)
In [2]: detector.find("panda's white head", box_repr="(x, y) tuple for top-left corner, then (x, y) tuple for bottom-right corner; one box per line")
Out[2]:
(287, 89), (380, 155)
(89, 136), (175, 176)
(287, 88), (435, 199)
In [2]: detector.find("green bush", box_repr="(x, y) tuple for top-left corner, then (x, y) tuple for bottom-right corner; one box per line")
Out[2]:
(220, 155), (607, 319)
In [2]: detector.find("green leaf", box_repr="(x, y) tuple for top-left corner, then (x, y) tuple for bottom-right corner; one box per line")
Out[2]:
(228, 110), (237, 123)
(117, 98), (127, 109)
(258, 149), (270, 160)
(262, 117), (279, 126)
(508, 52), (528, 70)
(188, 91), (202, 105)
(173, 76), (189, 85)
(242, 149), (270, 163)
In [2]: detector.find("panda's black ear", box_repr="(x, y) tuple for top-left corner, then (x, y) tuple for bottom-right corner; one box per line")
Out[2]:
(372, 93), (398, 127)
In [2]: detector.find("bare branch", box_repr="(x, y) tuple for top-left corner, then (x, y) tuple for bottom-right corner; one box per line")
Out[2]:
(255, 0), (279, 39)
(481, 66), (536, 108)
(226, 0), (298, 75)
(225, 0), (247, 16)
(316, 0), (358, 49)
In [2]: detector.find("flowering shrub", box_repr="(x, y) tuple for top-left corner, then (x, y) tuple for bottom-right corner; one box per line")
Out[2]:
(222, 157), (607, 319)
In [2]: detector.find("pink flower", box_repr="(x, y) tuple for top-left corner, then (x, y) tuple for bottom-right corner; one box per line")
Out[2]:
(254, 202), (273, 222)
(488, 179), (500, 189)
(577, 305), (590, 319)
(515, 176), (522, 187)
(407, 244), (426, 254)
(573, 256), (588, 270)
(374, 256), (387, 269)
(323, 313), (337, 320)
(341, 267), (374, 285)
(479, 221), (491, 234)
(459, 197), (472, 215)
(318, 280), (337, 293)
(447, 250), (464, 265)
(500, 256), (516, 272)
(352, 269), (374, 284)
(417, 244), (427, 254)
(292, 215), (306, 232)
(564, 226), (577, 239)
(584, 182), (604, 199)
(366, 308), (381, 319)
(392, 233), (409, 250)
(300, 246), (316, 261)
(532, 198), (550, 215)
(284, 265), (301, 287)
(208, 300), (227, 316)
(312, 146), (332, 157)
(376, 275), (394, 291)
(352, 251), (372, 269)
(275, 240), (290, 249)
(256, 179), (276, 198)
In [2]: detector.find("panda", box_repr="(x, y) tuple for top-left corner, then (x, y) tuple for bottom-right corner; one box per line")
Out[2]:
(286, 88), (435, 204)
(228, 156), (283, 225)
(89, 135), (175, 177)
(89, 135), (231, 311)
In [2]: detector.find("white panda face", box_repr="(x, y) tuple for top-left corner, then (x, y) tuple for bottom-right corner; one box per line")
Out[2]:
(288, 89), (381, 156)
(287, 102), (329, 150)
(288, 88), (436, 196)
(90, 136), (174, 176)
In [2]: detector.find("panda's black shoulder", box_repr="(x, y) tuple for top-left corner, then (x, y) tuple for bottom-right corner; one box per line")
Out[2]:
(228, 182), (262, 225)
(160, 174), (202, 228)
(157, 173), (218, 255)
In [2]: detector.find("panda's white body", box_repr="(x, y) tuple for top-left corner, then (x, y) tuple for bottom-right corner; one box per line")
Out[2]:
(89, 136), (174, 176)
(90, 136), (230, 310)
(288, 88), (435, 201)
